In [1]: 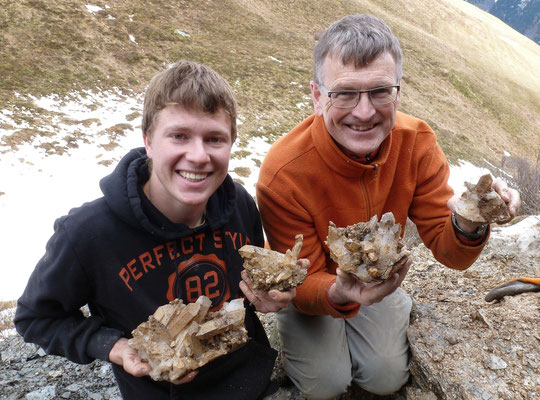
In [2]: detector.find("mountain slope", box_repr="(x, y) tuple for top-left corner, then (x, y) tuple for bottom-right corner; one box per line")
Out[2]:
(466, 0), (540, 45)
(1, 0), (539, 166)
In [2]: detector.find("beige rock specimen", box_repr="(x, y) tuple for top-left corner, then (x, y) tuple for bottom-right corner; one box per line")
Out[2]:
(453, 174), (511, 223)
(326, 213), (408, 282)
(128, 296), (248, 383)
(239, 234), (307, 291)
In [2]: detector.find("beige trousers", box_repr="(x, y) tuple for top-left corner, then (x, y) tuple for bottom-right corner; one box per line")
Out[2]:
(276, 288), (412, 400)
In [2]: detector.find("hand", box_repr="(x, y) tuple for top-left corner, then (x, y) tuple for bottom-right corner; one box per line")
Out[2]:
(239, 258), (309, 313)
(447, 178), (521, 230)
(109, 338), (198, 384)
(328, 257), (410, 306)
(491, 179), (520, 223)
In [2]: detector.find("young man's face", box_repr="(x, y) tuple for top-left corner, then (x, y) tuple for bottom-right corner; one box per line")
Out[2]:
(143, 104), (232, 224)
(311, 52), (400, 158)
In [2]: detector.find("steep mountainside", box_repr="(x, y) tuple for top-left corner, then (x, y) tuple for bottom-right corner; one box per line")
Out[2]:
(466, 0), (540, 45)
(1, 0), (539, 166)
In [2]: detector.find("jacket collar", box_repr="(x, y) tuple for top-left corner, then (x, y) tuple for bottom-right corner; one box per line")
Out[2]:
(310, 114), (392, 178)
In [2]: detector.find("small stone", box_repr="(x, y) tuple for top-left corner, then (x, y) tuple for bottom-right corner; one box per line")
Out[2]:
(65, 384), (80, 392)
(24, 385), (56, 400)
(485, 354), (507, 370)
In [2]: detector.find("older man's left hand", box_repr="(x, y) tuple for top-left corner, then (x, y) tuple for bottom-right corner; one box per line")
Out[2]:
(491, 179), (521, 222)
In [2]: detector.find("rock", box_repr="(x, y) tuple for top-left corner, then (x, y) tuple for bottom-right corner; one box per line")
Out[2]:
(453, 174), (511, 223)
(485, 354), (507, 370)
(24, 385), (56, 400)
(239, 234), (307, 291)
(128, 296), (248, 384)
(405, 233), (540, 400)
(326, 212), (408, 282)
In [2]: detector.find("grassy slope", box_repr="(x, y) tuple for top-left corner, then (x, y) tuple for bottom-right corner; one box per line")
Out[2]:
(1, 0), (539, 165)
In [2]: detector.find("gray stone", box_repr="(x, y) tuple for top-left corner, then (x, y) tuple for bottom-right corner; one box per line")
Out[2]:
(25, 385), (56, 400)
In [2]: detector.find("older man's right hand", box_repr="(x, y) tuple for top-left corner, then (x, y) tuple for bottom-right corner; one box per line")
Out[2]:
(328, 257), (410, 306)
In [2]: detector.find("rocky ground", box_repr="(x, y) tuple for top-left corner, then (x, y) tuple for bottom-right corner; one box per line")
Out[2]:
(1, 217), (538, 400)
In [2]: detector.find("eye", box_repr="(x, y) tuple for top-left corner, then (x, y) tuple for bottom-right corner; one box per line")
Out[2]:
(332, 91), (358, 101)
(172, 133), (187, 140)
(370, 87), (394, 98)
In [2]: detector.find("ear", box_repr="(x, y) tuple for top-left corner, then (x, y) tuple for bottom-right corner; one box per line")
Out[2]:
(310, 81), (324, 116)
(395, 81), (401, 108)
(143, 134), (153, 159)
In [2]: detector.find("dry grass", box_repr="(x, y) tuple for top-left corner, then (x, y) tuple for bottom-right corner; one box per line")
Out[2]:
(0, 300), (17, 336)
(0, 0), (539, 164)
(498, 155), (540, 215)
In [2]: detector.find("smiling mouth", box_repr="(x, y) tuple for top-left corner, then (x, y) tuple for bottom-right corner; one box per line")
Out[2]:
(179, 171), (209, 182)
(348, 124), (375, 132)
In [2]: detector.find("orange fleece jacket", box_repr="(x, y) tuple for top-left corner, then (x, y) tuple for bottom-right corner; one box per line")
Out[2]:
(257, 112), (487, 318)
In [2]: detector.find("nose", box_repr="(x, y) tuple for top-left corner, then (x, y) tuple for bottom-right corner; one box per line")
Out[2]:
(350, 92), (376, 120)
(185, 138), (210, 164)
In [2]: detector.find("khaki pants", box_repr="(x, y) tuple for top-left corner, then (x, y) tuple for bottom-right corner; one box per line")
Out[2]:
(276, 288), (412, 400)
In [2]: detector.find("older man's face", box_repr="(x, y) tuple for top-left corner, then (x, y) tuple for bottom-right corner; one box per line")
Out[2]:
(311, 52), (400, 158)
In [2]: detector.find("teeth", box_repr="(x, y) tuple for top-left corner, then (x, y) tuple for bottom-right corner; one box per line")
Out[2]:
(179, 171), (208, 181)
(350, 125), (374, 131)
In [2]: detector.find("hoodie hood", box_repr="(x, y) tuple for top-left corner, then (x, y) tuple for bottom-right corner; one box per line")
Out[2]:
(99, 147), (236, 240)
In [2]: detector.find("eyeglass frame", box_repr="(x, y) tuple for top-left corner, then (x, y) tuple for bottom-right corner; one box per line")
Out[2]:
(318, 84), (400, 108)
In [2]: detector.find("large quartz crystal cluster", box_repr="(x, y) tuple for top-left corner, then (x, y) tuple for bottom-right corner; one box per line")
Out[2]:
(453, 174), (511, 223)
(239, 234), (307, 291)
(128, 296), (248, 383)
(326, 213), (408, 282)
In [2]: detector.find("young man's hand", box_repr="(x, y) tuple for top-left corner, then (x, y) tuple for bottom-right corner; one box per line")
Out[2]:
(109, 338), (198, 383)
(239, 259), (309, 313)
(328, 257), (410, 306)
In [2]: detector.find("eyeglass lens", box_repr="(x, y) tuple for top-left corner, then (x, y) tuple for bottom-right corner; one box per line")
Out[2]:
(331, 87), (398, 108)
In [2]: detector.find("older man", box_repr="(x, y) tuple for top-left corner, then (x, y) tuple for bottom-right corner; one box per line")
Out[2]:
(257, 14), (520, 399)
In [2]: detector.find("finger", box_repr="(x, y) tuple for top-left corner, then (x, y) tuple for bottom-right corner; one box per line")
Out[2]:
(239, 280), (257, 304)
(240, 270), (253, 286)
(336, 267), (350, 279)
(506, 188), (521, 216)
(297, 258), (310, 269)
(394, 261), (410, 287)
(172, 370), (199, 385)
(269, 288), (296, 303)
(126, 356), (152, 377)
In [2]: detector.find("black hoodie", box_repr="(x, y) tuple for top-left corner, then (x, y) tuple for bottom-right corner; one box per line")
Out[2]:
(15, 148), (277, 399)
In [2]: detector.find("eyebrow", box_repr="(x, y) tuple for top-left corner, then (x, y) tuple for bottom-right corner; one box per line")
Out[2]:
(163, 124), (230, 137)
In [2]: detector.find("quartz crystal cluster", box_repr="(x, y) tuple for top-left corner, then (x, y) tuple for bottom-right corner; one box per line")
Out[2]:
(239, 234), (307, 291)
(453, 174), (511, 223)
(128, 296), (248, 383)
(326, 213), (408, 282)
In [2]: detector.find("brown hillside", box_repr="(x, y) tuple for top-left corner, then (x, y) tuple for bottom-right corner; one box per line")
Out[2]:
(1, 0), (539, 165)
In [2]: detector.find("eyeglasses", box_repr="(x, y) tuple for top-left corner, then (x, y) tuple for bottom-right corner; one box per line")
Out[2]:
(319, 85), (400, 108)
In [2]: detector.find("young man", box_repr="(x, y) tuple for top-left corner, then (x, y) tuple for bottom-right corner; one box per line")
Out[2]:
(15, 60), (296, 399)
(256, 14), (521, 399)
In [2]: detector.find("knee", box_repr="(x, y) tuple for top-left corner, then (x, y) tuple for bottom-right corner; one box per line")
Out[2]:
(356, 356), (410, 395)
(286, 360), (351, 400)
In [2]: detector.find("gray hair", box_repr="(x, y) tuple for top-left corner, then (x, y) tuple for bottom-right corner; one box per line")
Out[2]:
(314, 14), (403, 85)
